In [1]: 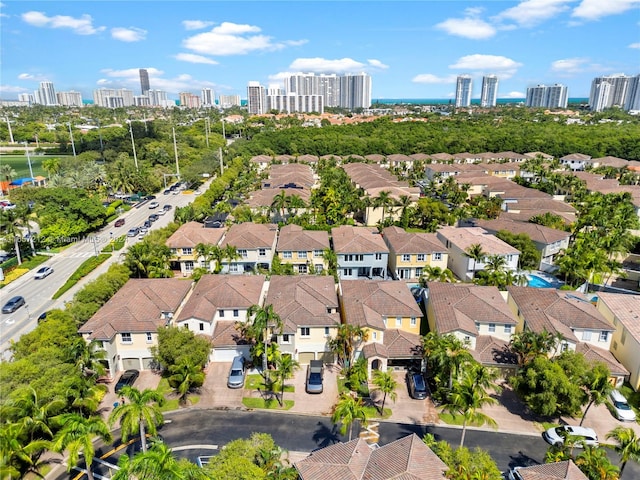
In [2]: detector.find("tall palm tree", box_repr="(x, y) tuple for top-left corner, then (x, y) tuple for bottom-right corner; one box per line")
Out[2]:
(0, 164), (17, 184)
(108, 386), (164, 453)
(331, 393), (368, 441)
(270, 190), (289, 221)
(0, 422), (51, 480)
(371, 369), (398, 415)
(465, 243), (486, 279)
(222, 244), (242, 273)
(274, 354), (300, 406)
(51, 413), (112, 480)
(373, 190), (394, 224)
(328, 323), (369, 369)
(575, 445), (619, 480)
(579, 363), (612, 426)
(243, 304), (284, 380)
(396, 194), (413, 228)
(440, 364), (498, 447)
(0, 210), (23, 265)
(4, 387), (65, 445)
(420, 265), (455, 284)
(606, 426), (640, 477)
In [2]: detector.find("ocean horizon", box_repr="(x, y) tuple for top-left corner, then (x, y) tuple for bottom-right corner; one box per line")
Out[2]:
(373, 98), (589, 106)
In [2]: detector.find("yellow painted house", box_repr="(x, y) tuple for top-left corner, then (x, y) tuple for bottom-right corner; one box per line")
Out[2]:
(382, 226), (449, 281)
(275, 224), (330, 274)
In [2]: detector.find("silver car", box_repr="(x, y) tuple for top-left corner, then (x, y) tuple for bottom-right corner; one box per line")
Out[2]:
(227, 356), (246, 389)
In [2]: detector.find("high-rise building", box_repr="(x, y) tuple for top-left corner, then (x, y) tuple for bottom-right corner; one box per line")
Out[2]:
(139, 69), (150, 96)
(247, 81), (266, 115)
(148, 90), (170, 107)
(18, 93), (34, 105)
(93, 88), (135, 108)
(339, 74), (371, 109)
(57, 91), (83, 107)
(525, 84), (568, 108)
(36, 81), (58, 106)
(625, 75), (640, 111)
(179, 92), (201, 108)
(265, 94), (324, 114)
(284, 72), (370, 109)
(455, 75), (473, 107)
(480, 75), (499, 107)
(218, 95), (241, 108)
(201, 88), (214, 107)
(589, 74), (631, 111)
(591, 81), (612, 112)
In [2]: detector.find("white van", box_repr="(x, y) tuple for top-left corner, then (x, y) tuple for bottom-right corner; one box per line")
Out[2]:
(609, 389), (636, 422)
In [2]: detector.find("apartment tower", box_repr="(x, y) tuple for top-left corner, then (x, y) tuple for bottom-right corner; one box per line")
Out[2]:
(455, 75), (473, 107)
(247, 81), (266, 115)
(480, 75), (499, 107)
(139, 69), (150, 96)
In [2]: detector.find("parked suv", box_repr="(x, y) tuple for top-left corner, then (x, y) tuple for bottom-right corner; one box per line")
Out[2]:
(609, 389), (636, 421)
(542, 425), (598, 448)
(407, 371), (428, 400)
(306, 360), (324, 394)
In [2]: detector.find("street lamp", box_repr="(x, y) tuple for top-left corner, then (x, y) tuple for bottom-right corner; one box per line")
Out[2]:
(67, 122), (77, 159)
(4, 116), (14, 143)
(23, 142), (34, 179)
(204, 118), (210, 148)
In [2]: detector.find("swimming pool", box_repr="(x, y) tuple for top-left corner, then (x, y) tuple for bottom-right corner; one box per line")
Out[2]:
(527, 274), (554, 288)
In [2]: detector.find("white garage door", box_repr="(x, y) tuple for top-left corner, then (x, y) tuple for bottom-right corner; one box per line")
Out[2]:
(142, 358), (155, 370)
(319, 352), (335, 364)
(212, 347), (250, 362)
(122, 358), (139, 370)
(298, 352), (315, 365)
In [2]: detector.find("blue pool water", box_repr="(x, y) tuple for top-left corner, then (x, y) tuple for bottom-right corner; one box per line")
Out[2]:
(527, 274), (554, 288)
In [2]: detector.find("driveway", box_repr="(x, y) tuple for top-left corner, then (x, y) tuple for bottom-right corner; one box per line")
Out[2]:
(99, 370), (161, 421)
(199, 362), (245, 409)
(285, 363), (340, 416)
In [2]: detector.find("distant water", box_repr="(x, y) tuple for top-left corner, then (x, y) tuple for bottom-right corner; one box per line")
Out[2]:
(373, 98), (589, 106)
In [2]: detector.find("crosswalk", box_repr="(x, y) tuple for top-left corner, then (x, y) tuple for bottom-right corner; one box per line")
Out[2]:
(67, 251), (105, 258)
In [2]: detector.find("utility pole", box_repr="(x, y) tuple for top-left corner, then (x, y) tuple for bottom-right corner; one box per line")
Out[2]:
(68, 123), (77, 159)
(24, 142), (34, 179)
(204, 118), (210, 148)
(128, 120), (139, 170)
(4, 117), (14, 143)
(173, 127), (180, 176)
(219, 147), (224, 176)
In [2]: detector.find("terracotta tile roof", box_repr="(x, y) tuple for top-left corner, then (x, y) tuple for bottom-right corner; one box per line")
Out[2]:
(268, 163), (315, 186)
(426, 163), (485, 174)
(176, 274), (265, 323)
(472, 219), (570, 245)
(221, 222), (278, 249)
(211, 320), (248, 348)
(245, 187), (312, 207)
(480, 163), (522, 173)
(250, 154), (273, 164)
(342, 162), (420, 201)
(471, 336), (518, 366)
(589, 156), (629, 168)
(426, 283), (517, 336)
(386, 153), (412, 163)
(297, 154), (319, 163)
(524, 152), (555, 160)
(295, 434), (447, 480)
(362, 341), (389, 359)
(341, 280), (423, 331)
(332, 226), (389, 254)
(495, 151), (528, 161)
(321, 154), (342, 161)
(382, 329), (422, 358)
(507, 287), (613, 341)
(436, 226), (520, 256)
(504, 198), (576, 214)
(576, 343), (629, 376)
(597, 292), (640, 341)
(382, 226), (447, 254)
(429, 152), (454, 162)
(266, 275), (340, 333)
(512, 460), (587, 480)
(78, 279), (193, 340)
(165, 221), (225, 248)
(276, 224), (330, 252)
(409, 153), (430, 161)
(561, 153), (591, 161)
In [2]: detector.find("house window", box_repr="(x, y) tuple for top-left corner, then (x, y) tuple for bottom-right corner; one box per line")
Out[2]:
(415, 267), (422, 277)
(121, 332), (132, 344)
(233, 309), (239, 317)
(183, 248), (192, 255)
(281, 334), (291, 344)
(375, 253), (383, 260)
(324, 327), (330, 337)
(410, 317), (417, 327)
(402, 254), (411, 262)
(599, 331), (608, 342)
(200, 260), (206, 268)
(372, 331), (377, 340)
(238, 249), (248, 258)
(219, 310), (225, 317)
(300, 327), (310, 337)
(298, 264), (308, 274)
(258, 248), (266, 257)
(506, 255), (514, 262)
(476, 322), (480, 330)
(146, 332), (153, 343)
(504, 325), (512, 334)
(185, 261), (194, 271)
(343, 268), (352, 276)
(298, 251), (308, 259)
(621, 329), (627, 345)
(417, 254), (425, 262)
(229, 264), (238, 272)
(433, 253), (442, 261)
(396, 317), (402, 327)
(488, 323), (496, 333)
(314, 250), (323, 257)
(582, 331), (592, 341)
(199, 323), (204, 331)
(561, 342), (569, 352)
(315, 264), (324, 273)
(283, 251), (292, 258)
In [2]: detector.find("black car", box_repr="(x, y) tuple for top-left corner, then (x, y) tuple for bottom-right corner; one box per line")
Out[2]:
(407, 371), (429, 400)
(163, 189), (171, 195)
(115, 369), (139, 393)
(143, 220), (152, 228)
(148, 214), (159, 222)
(162, 204), (172, 211)
(2, 295), (25, 314)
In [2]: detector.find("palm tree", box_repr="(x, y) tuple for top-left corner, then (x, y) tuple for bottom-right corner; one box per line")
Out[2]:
(270, 190), (289, 221)
(371, 369), (398, 415)
(243, 304), (284, 380)
(322, 247), (338, 279)
(222, 243), (242, 273)
(396, 194), (413, 228)
(51, 413), (112, 480)
(328, 323), (369, 369)
(67, 338), (107, 380)
(108, 386), (164, 453)
(0, 209), (23, 265)
(373, 190), (394, 224)
(465, 243), (486, 279)
(420, 265), (455, 284)
(168, 360), (205, 405)
(0, 164), (17, 184)
(274, 354), (300, 406)
(575, 445), (619, 480)
(606, 426), (640, 477)
(331, 393), (368, 441)
(12, 204), (37, 256)
(440, 364), (498, 447)
(579, 363), (612, 426)
(509, 329), (563, 366)
(0, 422), (51, 480)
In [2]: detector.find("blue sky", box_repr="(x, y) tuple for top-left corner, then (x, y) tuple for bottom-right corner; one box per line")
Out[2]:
(1, 1), (639, 101)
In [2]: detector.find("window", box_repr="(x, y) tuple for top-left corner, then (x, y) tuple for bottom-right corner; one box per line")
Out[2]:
(488, 323), (496, 333)
(258, 248), (266, 257)
(314, 250), (323, 257)
(417, 254), (425, 262)
(375, 253), (383, 260)
(300, 327), (310, 337)
(200, 260), (206, 268)
(238, 249), (248, 258)
(324, 327), (330, 337)
(415, 267), (422, 277)
(185, 261), (194, 271)
(283, 251), (292, 259)
(121, 332), (132, 344)
(561, 342), (569, 352)
(183, 247), (192, 255)
(298, 251), (308, 259)
(599, 331), (608, 342)
(146, 332), (153, 343)
(410, 317), (417, 327)
(229, 264), (238, 272)
(233, 309), (239, 317)
(504, 325), (512, 334)
(315, 264), (324, 273)
(343, 268), (352, 276)
(372, 331), (377, 340)
(582, 331), (592, 341)
(199, 323), (204, 331)
(281, 334), (291, 344)
(396, 317), (402, 327)
(219, 310), (225, 318)
(506, 255), (514, 262)
(402, 254), (411, 262)
(432, 253), (442, 261)
(298, 264), (308, 274)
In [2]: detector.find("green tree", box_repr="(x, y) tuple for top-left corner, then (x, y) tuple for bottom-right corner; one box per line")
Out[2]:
(465, 243), (486, 279)
(241, 304), (284, 379)
(508, 329), (562, 366)
(420, 265), (455, 284)
(0, 422), (51, 480)
(495, 230), (541, 270)
(423, 433), (502, 480)
(274, 354), (300, 406)
(168, 360), (205, 405)
(575, 445), (619, 480)
(579, 363), (612, 426)
(331, 393), (368, 441)
(371, 369), (398, 415)
(328, 323), (369, 369)
(150, 325), (211, 371)
(108, 386), (164, 453)
(606, 426), (640, 477)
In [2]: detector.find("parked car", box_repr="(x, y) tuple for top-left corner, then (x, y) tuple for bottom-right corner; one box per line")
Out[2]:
(143, 220), (152, 228)
(2, 296), (25, 314)
(115, 369), (140, 393)
(542, 425), (598, 448)
(127, 227), (140, 237)
(306, 360), (324, 394)
(115, 218), (125, 227)
(163, 189), (171, 195)
(34, 266), (54, 279)
(227, 356), (246, 389)
(37, 311), (50, 323)
(609, 389), (636, 421)
(406, 371), (429, 400)
(148, 201), (160, 209)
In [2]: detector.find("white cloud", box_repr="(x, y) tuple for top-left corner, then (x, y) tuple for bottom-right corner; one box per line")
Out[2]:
(182, 20), (215, 31)
(367, 59), (389, 70)
(503, 91), (526, 98)
(99, 67), (215, 94)
(449, 54), (523, 78)
(287, 57), (386, 74)
(174, 53), (219, 65)
(0, 85), (29, 93)
(21, 11), (105, 35)
(17, 73), (47, 81)
(572, 0), (640, 21)
(629, 42), (640, 49)
(412, 73), (458, 84)
(182, 21), (304, 56)
(111, 27), (147, 42)
(494, 0), (573, 27)
(435, 17), (496, 39)
(551, 57), (589, 74)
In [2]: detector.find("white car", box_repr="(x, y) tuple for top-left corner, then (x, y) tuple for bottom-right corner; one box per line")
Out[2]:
(34, 266), (54, 279)
(542, 425), (598, 448)
(609, 389), (636, 422)
(148, 201), (160, 209)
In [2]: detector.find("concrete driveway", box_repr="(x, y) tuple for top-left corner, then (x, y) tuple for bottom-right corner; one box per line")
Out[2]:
(99, 370), (161, 421)
(199, 362), (245, 409)
(286, 363), (340, 416)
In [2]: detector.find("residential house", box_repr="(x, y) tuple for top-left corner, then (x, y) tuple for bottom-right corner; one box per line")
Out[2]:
(479, 162), (520, 179)
(560, 153), (591, 171)
(275, 224), (330, 274)
(220, 222), (278, 273)
(295, 434), (448, 480)
(586, 156), (630, 169)
(166, 221), (226, 276)
(435, 226), (520, 281)
(249, 154), (272, 172)
(78, 278), (192, 377)
(332, 225), (389, 280)
(596, 293), (640, 389)
(340, 279), (423, 376)
(509, 460), (587, 480)
(266, 275), (340, 364)
(382, 226), (448, 281)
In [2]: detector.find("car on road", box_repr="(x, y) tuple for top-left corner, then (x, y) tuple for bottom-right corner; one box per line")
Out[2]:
(406, 371), (429, 400)
(148, 201), (160, 209)
(115, 369), (140, 393)
(143, 220), (152, 228)
(148, 214), (159, 222)
(127, 227), (140, 237)
(542, 425), (598, 448)
(609, 389), (636, 422)
(2, 296), (25, 314)
(34, 266), (54, 279)
(227, 356), (246, 389)
(115, 218), (125, 227)
(163, 204), (172, 211)
(139, 226), (148, 234)
(163, 189), (171, 195)
(306, 360), (324, 394)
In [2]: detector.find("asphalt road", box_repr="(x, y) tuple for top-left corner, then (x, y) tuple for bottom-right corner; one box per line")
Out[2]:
(0, 187), (200, 358)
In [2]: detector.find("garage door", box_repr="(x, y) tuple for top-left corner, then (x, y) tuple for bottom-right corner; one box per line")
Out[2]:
(142, 358), (155, 370)
(298, 352), (315, 364)
(319, 352), (335, 364)
(212, 347), (250, 362)
(122, 358), (139, 370)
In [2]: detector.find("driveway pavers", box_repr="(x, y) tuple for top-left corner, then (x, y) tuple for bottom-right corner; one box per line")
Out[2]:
(198, 362), (245, 409)
(286, 363), (340, 416)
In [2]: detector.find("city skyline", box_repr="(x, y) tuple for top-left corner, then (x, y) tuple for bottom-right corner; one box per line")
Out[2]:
(1, 1), (639, 101)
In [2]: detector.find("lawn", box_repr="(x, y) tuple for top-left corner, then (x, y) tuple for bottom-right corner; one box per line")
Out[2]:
(439, 413), (495, 428)
(242, 397), (294, 410)
(156, 377), (200, 411)
(0, 154), (53, 178)
(246, 373), (294, 393)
